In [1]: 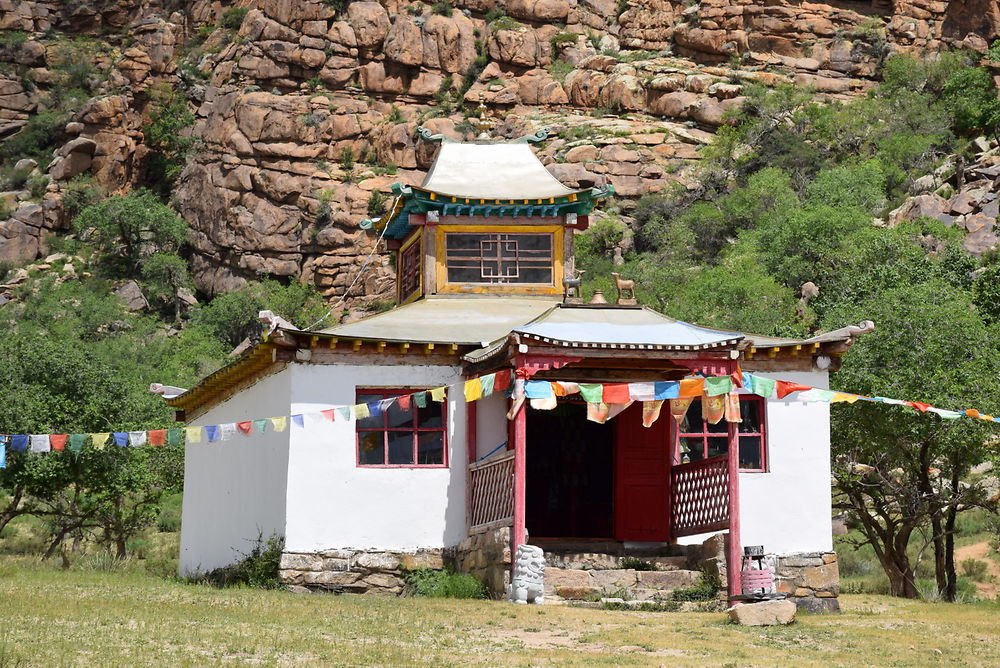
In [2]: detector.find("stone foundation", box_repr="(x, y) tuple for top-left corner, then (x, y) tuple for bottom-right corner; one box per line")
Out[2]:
(773, 552), (840, 613)
(453, 526), (512, 597)
(278, 548), (447, 595)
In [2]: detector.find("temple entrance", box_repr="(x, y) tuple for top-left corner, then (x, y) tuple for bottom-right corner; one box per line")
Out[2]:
(526, 402), (614, 539)
(525, 401), (673, 541)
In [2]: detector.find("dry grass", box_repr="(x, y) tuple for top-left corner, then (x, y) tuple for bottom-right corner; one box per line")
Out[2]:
(1, 556), (999, 667)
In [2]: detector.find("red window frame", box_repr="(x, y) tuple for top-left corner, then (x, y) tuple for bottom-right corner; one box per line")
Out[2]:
(674, 395), (767, 472)
(355, 388), (448, 468)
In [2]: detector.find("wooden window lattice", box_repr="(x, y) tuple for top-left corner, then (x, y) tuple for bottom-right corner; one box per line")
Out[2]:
(399, 241), (421, 300)
(670, 454), (730, 537)
(468, 451), (515, 533)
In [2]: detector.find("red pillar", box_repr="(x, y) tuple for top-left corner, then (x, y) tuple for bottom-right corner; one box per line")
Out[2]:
(727, 424), (742, 599)
(512, 399), (527, 562)
(466, 399), (477, 465)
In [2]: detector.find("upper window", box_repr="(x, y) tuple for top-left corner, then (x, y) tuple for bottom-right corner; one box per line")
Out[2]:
(676, 395), (766, 472)
(444, 232), (553, 285)
(356, 389), (447, 468)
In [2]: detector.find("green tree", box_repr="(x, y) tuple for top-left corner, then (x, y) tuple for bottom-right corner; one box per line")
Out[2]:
(74, 190), (187, 275)
(143, 83), (197, 192)
(827, 281), (1000, 599)
(141, 252), (194, 322)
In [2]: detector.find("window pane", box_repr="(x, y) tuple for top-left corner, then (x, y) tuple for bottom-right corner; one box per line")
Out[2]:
(680, 437), (703, 462)
(680, 401), (702, 433)
(387, 399), (413, 429)
(418, 401), (443, 429)
(357, 393), (383, 429)
(417, 433), (444, 465)
(707, 437), (728, 459)
(739, 437), (762, 469)
(358, 432), (385, 465)
(739, 400), (762, 433)
(387, 432), (414, 465)
(445, 232), (553, 285)
(706, 416), (728, 434)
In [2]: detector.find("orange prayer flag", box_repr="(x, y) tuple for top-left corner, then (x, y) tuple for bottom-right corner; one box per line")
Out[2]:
(148, 429), (167, 446)
(50, 434), (68, 451)
(776, 381), (812, 399)
(703, 395), (725, 424)
(678, 378), (704, 398)
(602, 383), (631, 404)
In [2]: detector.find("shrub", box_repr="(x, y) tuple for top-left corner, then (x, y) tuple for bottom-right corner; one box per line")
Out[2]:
(26, 173), (48, 199)
(670, 570), (721, 601)
(205, 533), (285, 589)
(404, 568), (487, 598)
(367, 190), (388, 216)
(431, 1), (452, 16)
(0, 109), (64, 165)
(619, 556), (657, 571)
(220, 7), (249, 30)
(960, 558), (990, 582)
(61, 175), (105, 217)
(551, 32), (578, 49)
(339, 146), (355, 171)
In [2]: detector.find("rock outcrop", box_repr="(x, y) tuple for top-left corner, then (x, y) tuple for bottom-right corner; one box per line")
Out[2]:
(0, 0), (997, 300)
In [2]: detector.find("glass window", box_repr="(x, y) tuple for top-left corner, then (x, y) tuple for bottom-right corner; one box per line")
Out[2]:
(444, 232), (553, 285)
(675, 396), (767, 472)
(356, 389), (448, 467)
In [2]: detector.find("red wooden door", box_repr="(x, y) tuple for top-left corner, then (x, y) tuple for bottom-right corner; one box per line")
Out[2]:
(614, 403), (672, 541)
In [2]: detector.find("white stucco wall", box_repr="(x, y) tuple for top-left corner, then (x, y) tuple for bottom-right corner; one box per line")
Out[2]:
(284, 362), (467, 553)
(179, 369), (292, 576)
(680, 370), (834, 555)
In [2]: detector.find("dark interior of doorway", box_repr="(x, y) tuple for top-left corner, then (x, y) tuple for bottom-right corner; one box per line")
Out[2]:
(526, 401), (614, 539)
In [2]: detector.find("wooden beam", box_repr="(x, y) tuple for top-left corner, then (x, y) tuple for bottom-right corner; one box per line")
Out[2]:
(328, 338), (338, 349)
(400, 342), (410, 354)
(352, 339), (363, 352)
(424, 343), (435, 355)
(376, 341), (387, 353)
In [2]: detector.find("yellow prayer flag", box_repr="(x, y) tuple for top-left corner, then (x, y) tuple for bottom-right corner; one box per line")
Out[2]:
(355, 403), (370, 419)
(678, 378), (705, 398)
(430, 386), (446, 402)
(185, 426), (204, 443)
(463, 379), (482, 402)
(831, 392), (860, 404)
(90, 433), (109, 450)
(270, 416), (288, 432)
(642, 401), (664, 428)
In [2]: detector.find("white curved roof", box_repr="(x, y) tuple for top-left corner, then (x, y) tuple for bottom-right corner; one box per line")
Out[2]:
(421, 143), (582, 200)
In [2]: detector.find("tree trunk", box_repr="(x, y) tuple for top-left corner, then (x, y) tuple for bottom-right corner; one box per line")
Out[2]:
(115, 535), (127, 560)
(944, 463), (961, 601)
(0, 484), (25, 535)
(931, 514), (947, 597)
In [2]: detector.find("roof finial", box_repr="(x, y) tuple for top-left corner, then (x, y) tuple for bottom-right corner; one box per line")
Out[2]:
(473, 94), (494, 141)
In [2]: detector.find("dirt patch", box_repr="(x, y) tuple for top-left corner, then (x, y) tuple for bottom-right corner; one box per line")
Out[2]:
(955, 541), (1000, 599)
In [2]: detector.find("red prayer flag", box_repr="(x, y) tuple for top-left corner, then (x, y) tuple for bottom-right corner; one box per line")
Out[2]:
(398, 395), (411, 411)
(776, 381), (813, 399)
(236, 421), (253, 435)
(494, 370), (512, 392)
(50, 434), (68, 451)
(320, 409), (336, 421)
(909, 402), (932, 412)
(148, 429), (166, 446)
(602, 383), (631, 404)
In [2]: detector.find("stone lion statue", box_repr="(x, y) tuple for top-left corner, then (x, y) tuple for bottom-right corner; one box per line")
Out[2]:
(507, 544), (545, 604)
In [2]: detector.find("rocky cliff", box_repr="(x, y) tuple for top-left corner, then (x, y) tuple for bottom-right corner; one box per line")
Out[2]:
(0, 0), (996, 304)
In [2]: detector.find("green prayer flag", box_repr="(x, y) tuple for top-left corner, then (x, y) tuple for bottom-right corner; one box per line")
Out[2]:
(253, 419), (268, 434)
(751, 376), (776, 398)
(704, 376), (733, 396)
(480, 373), (495, 398)
(68, 434), (87, 453)
(414, 391), (428, 409)
(579, 383), (604, 403)
(167, 428), (184, 446)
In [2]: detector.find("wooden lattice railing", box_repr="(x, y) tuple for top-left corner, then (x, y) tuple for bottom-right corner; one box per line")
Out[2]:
(468, 450), (515, 533)
(671, 454), (730, 537)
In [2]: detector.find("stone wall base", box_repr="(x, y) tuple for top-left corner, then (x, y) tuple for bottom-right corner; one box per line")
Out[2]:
(453, 526), (511, 598)
(278, 548), (448, 595)
(773, 552), (840, 613)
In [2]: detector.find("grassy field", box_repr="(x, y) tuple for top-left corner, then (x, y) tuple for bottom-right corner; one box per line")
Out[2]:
(1, 556), (999, 667)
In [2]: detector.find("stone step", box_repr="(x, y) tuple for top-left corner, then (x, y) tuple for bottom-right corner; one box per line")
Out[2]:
(545, 566), (704, 602)
(545, 553), (690, 571)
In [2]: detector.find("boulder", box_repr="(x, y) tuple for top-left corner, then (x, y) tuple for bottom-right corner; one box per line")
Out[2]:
(728, 600), (796, 626)
(506, 0), (570, 22)
(114, 281), (149, 311)
(347, 2), (390, 49)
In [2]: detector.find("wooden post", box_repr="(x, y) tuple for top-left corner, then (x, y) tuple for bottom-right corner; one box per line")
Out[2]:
(467, 399), (477, 465)
(727, 423), (742, 599)
(512, 399), (527, 567)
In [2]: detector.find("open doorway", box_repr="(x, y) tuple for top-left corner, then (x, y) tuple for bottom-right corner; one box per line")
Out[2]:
(526, 401), (614, 539)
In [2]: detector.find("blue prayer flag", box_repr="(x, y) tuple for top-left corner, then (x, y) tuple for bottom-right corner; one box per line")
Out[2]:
(525, 380), (554, 399)
(11, 434), (28, 452)
(205, 425), (220, 442)
(368, 401), (383, 417)
(653, 381), (680, 400)
(291, 414), (305, 428)
(0, 443), (5, 469)
(113, 432), (129, 447)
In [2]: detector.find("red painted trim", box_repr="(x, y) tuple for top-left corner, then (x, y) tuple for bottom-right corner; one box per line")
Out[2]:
(727, 418), (742, 599)
(467, 399), (477, 465)
(512, 399), (527, 569)
(355, 388), (448, 469)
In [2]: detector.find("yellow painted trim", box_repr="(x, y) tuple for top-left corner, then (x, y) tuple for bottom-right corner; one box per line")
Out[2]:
(433, 224), (563, 296)
(397, 230), (423, 305)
